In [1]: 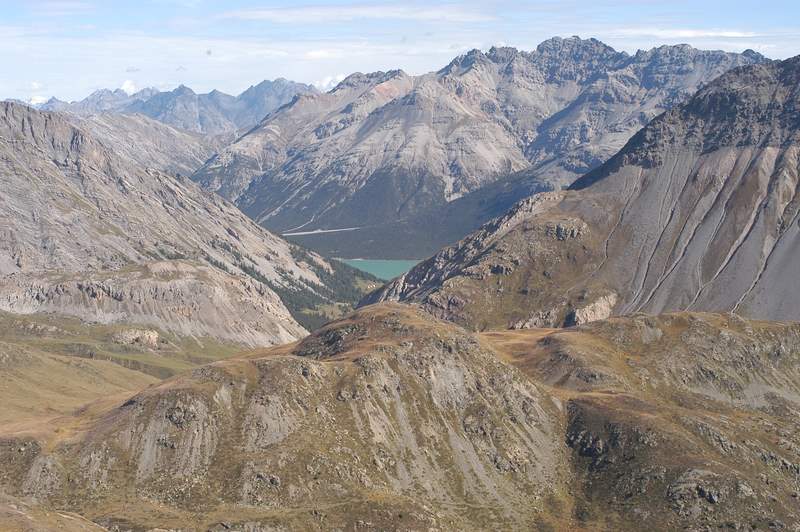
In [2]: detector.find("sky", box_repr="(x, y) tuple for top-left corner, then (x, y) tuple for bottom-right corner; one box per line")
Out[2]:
(2, 0), (799, 103)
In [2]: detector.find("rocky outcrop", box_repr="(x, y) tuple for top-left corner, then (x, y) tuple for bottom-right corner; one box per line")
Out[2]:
(0, 101), (374, 345)
(111, 328), (160, 349)
(567, 293), (618, 326)
(193, 37), (764, 257)
(364, 55), (800, 327)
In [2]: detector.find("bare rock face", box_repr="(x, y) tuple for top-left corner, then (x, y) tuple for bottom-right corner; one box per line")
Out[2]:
(70, 112), (221, 176)
(567, 293), (618, 326)
(1, 305), (798, 529)
(192, 37), (764, 257)
(112, 329), (160, 349)
(0, 102), (373, 345)
(364, 55), (800, 327)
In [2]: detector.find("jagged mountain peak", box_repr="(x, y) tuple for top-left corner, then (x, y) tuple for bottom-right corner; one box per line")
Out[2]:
(171, 84), (196, 95)
(535, 35), (616, 53)
(485, 45), (522, 63)
(631, 42), (766, 64)
(245, 77), (311, 91)
(366, 54), (800, 326)
(573, 54), (798, 189)
(192, 36), (764, 259)
(332, 69), (408, 92)
(237, 79), (318, 107)
(529, 35), (628, 82)
(442, 37), (626, 81)
(533, 35), (622, 62)
(38, 79), (316, 134)
(440, 48), (488, 73)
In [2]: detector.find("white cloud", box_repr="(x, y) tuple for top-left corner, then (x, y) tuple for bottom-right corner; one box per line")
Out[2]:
(28, 95), (48, 105)
(314, 74), (347, 91)
(120, 79), (137, 94)
(609, 28), (760, 40)
(3, 15), (798, 103)
(31, 81), (43, 90)
(223, 4), (493, 24)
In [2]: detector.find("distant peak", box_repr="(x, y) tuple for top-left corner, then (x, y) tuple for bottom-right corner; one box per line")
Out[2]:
(486, 46), (520, 63)
(332, 70), (404, 91)
(439, 49), (491, 75)
(385, 68), (407, 79)
(742, 49), (767, 61)
(632, 43), (768, 65)
(535, 35), (619, 56)
(132, 87), (159, 99)
(173, 84), (195, 95)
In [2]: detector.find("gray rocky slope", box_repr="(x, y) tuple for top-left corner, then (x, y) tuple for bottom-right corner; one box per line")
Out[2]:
(8, 99), (220, 177)
(192, 37), (764, 257)
(0, 101), (373, 346)
(40, 79), (317, 135)
(68, 112), (222, 176)
(363, 55), (800, 328)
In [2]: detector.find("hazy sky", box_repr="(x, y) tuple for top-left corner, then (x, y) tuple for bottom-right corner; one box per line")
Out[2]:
(2, 0), (799, 103)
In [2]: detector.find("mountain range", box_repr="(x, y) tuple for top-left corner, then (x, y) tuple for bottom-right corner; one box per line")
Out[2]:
(2, 36), (800, 532)
(0, 101), (375, 347)
(365, 55), (800, 328)
(38, 78), (317, 135)
(192, 37), (766, 257)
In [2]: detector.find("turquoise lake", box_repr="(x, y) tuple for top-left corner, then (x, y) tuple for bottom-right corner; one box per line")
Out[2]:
(342, 259), (421, 281)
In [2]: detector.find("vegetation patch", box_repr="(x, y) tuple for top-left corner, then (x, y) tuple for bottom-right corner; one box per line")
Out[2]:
(236, 246), (379, 331)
